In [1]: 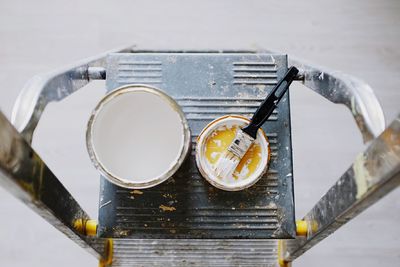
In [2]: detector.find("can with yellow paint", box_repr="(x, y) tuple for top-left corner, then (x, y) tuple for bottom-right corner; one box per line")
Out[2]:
(196, 115), (270, 191)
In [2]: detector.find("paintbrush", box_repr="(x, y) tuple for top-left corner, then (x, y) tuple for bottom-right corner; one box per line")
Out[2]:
(214, 66), (299, 179)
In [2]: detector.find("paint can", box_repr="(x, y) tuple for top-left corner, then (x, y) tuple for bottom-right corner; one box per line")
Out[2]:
(86, 84), (191, 189)
(196, 115), (270, 191)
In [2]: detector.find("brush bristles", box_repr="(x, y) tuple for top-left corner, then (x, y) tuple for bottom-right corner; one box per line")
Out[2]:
(214, 130), (255, 179)
(214, 151), (240, 178)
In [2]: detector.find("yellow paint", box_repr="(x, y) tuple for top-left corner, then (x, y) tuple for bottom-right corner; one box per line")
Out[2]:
(311, 220), (319, 232)
(99, 239), (113, 267)
(73, 218), (84, 234)
(353, 153), (370, 199)
(159, 204), (176, 212)
(296, 220), (308, 236)
(131, 189), (143, 195)
(277, 240), (292, 267)
(204, 125), (262, 179)
(73, 219), (97, 236)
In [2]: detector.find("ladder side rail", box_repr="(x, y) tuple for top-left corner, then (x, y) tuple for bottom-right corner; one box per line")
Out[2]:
(0, 111), (105, 259)
(284, 113), (400, 262)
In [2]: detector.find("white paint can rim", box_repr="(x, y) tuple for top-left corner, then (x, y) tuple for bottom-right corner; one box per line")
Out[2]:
(86, 84), (191, 189)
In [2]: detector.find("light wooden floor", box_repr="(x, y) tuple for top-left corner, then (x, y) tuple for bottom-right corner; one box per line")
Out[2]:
(0, 0), (399, 266)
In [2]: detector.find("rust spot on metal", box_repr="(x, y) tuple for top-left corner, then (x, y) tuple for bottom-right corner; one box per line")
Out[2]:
(381, 127), (400, 151)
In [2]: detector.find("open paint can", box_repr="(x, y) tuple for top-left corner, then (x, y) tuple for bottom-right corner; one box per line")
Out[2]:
(86, 84), (191, 189)
(196, 115), (270, 191)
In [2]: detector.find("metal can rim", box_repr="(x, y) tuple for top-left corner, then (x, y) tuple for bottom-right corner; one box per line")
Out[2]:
(195, 115), (270, 191)
(86, 84), (191, 189)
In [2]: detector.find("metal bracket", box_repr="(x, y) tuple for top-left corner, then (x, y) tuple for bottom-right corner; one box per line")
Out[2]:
(289, 57), (385, 143)
(74, 219), (98, 237)
(11, 47), (385, 146)
(11, 46), (133, 143)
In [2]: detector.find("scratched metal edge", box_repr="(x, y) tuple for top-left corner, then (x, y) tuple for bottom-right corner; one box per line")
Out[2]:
(98, 52), (295, 240)
(281, 71), (297, 237)
(271, 54), (296, 238)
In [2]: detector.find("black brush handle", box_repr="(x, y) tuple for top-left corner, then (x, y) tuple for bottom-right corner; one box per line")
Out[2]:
(242, 66), (299, 139)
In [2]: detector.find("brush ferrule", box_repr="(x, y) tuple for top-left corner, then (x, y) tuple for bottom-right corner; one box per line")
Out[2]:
(227, 130), (255, 159)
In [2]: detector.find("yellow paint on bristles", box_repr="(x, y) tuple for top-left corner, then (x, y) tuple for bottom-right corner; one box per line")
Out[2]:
(204, 125), (262, 179)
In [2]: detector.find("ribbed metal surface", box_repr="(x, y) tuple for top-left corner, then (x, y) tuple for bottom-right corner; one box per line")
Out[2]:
(111, 239), (279, 267)
(177, 97), (278, 121)
(104, 163), (281, 238)
(233, 61), (278, 85)
(100, 53), (295, 242)
(116, 61), (163, 84)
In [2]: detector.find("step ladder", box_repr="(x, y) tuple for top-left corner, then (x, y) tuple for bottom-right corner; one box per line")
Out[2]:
(1, 47), (399, 267)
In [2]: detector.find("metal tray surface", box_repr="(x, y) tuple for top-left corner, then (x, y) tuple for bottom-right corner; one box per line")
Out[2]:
(98, 52), (295, 239)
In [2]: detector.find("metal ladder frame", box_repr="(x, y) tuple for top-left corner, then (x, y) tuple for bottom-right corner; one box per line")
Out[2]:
(0, 47), (398, 266)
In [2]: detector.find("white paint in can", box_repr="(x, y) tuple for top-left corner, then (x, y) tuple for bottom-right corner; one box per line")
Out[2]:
(87, 85), (191, 189)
